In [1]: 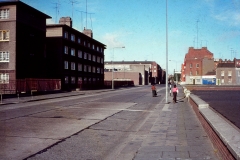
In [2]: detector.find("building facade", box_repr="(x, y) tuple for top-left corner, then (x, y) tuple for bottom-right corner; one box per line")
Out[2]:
(181, 47), (215, 84)
(104, 61), (165, 85)
(46, 17), (106, 90)
(0, 1), (52, 93)
(216, 59), (240, 85)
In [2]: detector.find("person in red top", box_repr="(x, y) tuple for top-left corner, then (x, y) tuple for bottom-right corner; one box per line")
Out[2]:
(151, 84), (157, 97)
(172, 84), (178, 103)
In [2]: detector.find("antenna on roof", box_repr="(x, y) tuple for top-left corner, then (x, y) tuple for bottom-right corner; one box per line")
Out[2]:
(69, 0), (79, 18)
(196, 19), (200, 49)
(52, 0), (60, 24)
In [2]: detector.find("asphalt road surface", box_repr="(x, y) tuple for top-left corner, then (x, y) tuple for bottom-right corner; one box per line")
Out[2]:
(0, 85), (219, 160)
(191, 90), (240, 130)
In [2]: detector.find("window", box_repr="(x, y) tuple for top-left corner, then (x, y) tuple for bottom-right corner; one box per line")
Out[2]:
(101, 68), (103, 74)
(0, 73), (9, 83)
(65, 76), (69, 84)
(221, 71), (224, 76)
(196, 79), (200, 82)
(196, 63), (199, 68)
(190, 71), (192, 76)
(78, 77), (82, 83)
(71, 77), (75, 84)
(64, 46), (68, 54)
(64, 31), (68, 39)
(101, 58), (104, 64)
(84, 41), (86, 46)
(97, 46), (99, 51)
(97, 67), (100, 73)
(0, 30), (9, 41)
(154, 70), (156, 72)
(92, 44), (95, 50)
(228, 77), (232, 83)
(78, 38), (81, 43)
(84, 65), (87, 72)
(71, 34), (75, 41)
(0, 9), (9, 19)
(0, 51), (9, 62)
(190, 63), (192, 68)
(88, 53), (91, 60)
(228, 71), (232, 76)
(92, 66), (96, 73)
(92, 55), (96, 62)
(196, 70), (198, 75)
(238, 71), (240, 77)
(71, 62), (75, 70)
(64, 61), (68, 69)
(221, 78), (224, 83)
(71, 48), (75, 56)
(88, 66), (91, 72)
(78, 63), (82, 71)
(78, 50), (82, 58)
(88, 42), (91, 48)
(84, 52), (87, 59)
(97, 57), (100, 63)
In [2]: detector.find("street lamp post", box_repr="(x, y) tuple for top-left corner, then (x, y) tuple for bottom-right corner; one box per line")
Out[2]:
(169, 60), (180, 83)
(112, 46), (125, 89)
(165, 0), (168, 103)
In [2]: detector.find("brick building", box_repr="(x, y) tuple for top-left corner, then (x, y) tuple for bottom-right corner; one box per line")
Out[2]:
(0, 1), (106, 93)
(104, 61), (165, 85)
(181, 47), (215, 84)
(0, 1), (52, 93)
(46, 17), (106, 90)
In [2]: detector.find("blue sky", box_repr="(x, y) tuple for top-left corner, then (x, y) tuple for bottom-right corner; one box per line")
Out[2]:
(20, 0), (240, 74)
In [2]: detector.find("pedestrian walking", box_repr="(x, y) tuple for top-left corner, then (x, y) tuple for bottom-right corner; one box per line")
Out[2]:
(151, 84), (157, 97)
(169, 83), (172, 96)
(172, 84), (178, 103)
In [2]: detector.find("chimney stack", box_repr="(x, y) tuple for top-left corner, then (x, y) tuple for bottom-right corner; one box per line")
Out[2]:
(59, 17), (72, 27)
(83, 27), (93, 38)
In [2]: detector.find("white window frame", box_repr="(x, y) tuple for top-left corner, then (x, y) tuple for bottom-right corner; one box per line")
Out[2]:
(0, 51), (9, 62)
(71, 62), (75, 70)
(196, 63), (199, 68)
(0, 9), (9, 19)
(228, 71), (232, 76)
(64, 61), (68, 69)
(0, 30), (10, 41)
(0, 73), (9, 83)
(221, 71), (224, 76)
(92, 44), (95, 50)
(190, 71), (192, 76)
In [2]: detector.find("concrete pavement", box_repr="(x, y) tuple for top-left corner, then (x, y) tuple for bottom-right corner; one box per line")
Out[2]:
(0, 86), (223, 159)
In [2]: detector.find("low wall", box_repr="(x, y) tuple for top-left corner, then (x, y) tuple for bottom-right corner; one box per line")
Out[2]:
(189, 94), (240, 160)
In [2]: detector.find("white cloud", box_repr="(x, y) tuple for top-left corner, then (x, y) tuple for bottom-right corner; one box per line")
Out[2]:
(213, 10), (240, 26)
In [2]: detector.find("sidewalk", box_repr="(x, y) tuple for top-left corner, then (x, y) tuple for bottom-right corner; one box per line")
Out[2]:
(0, 89), (113, 105)
(132, 86), (220, 160)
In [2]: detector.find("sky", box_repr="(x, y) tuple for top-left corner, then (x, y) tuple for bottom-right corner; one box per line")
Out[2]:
(19, 0), (240, 74)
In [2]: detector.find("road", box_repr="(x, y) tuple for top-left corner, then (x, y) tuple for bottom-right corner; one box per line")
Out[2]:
(0, 85), (219, 160)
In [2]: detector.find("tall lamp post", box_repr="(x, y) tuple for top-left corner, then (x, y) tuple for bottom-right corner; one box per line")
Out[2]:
(112, 46), (125, 89)
(165, 0), (168, 103)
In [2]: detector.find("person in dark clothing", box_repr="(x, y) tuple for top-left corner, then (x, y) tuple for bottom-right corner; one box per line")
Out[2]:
(151, 84), (157, 97)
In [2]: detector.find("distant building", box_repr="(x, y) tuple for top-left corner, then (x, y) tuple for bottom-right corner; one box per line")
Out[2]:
(216, 58), (240, 85)
(104, 61), (165, 85)
(181, 47), (215, 84)
(46, 17), (106, 90)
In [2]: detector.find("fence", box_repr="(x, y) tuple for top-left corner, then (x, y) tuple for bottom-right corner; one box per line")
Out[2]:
(0, 78), (61, 94)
